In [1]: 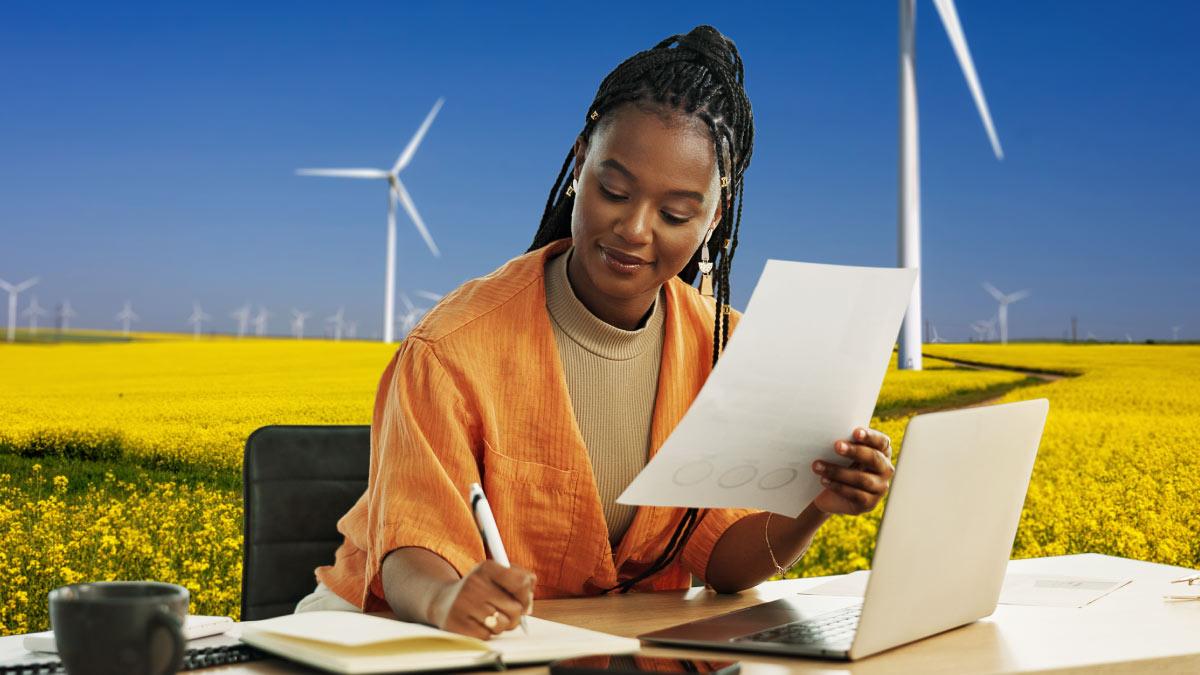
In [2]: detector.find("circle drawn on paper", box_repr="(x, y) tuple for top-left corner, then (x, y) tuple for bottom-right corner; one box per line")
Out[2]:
(718, 465), (758, 488)
(758, 468), (799, 490)
(673, 460), (714, 486)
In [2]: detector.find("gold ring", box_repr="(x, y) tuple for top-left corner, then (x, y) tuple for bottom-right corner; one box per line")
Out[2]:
(483, 611), (502, 630)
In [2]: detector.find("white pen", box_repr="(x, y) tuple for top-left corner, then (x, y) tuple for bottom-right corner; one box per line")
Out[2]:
(469, 482), (530, 635)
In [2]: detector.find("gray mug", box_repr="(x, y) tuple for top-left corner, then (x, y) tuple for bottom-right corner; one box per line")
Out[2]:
(49, 581), (188, 675)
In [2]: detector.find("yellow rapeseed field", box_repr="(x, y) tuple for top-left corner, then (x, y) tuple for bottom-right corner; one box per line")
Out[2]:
(925, 344), (1200, 565)
(800, 343), (1200, 578)
(0, 466), (242, 633)
(0, 336), (396, 471)
(2, 334), (1196, 634)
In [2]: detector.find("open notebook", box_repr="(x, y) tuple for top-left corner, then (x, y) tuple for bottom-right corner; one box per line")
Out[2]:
(231, 611), (640, 674)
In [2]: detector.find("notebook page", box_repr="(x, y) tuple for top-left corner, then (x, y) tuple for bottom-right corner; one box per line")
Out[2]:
(235, 611), (483, 648)
(488, 616), (639, 664)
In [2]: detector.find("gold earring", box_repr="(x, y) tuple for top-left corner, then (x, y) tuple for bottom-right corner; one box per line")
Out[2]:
(698, 242), (714, 298)
(565, 182), (575, 198)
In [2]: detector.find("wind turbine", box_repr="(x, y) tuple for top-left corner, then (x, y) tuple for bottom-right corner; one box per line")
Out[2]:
(345, 320), (358, 340)
(928, 323), (946, 343)
(1172, 325), (1182, 342)
(326, 307), (345, 342)
(115, 301), (139, 336)
(187, 303), (211, 339)
(896, 0), (1004, 370)
(22, 296), (48, 334)
(57, 300), (76, 333)
(0, 276), (38, 343)
(397, 291), (429, 338)
(297, 98), (445, 344)
(982, 283), (1029, 345)
(973, 316), (998, 342)
(231, 304), (252, 338)
(253, 306), (271, 337)
(291, 310), (311, 339)
(969, 320), (988, 342)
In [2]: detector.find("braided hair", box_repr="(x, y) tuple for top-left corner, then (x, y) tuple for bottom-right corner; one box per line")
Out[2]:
(527, 25), (755, 593)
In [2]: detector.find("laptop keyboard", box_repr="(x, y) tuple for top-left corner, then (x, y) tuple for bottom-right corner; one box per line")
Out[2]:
(731, 604), (862, 646)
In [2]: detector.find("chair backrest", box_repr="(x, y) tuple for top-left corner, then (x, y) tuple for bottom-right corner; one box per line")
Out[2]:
(241, 425), (370, 620)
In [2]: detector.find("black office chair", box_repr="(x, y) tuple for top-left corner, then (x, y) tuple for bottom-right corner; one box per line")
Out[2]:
(241, 425), (371, 620)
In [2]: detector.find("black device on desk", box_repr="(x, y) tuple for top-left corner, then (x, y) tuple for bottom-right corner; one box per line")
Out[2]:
(550, 655), (740, 675)
(0, 644), (267, 675)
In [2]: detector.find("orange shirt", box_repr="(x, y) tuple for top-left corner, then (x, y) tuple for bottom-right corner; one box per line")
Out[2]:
(316, 239), (755, 611)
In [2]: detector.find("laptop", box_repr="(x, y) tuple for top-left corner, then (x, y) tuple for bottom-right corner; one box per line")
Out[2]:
(640, 398), (1050, 661)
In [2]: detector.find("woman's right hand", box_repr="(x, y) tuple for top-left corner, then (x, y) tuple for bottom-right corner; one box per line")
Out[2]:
(427, 560), (536, 639)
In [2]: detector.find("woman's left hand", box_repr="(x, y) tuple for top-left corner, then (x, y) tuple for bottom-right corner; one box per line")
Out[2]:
(811, 427), (894, 516)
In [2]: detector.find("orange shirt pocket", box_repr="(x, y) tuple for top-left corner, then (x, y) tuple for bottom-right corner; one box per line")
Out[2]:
(481, 440), (579, 595)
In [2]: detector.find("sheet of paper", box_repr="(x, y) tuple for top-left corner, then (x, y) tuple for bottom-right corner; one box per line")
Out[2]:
(999, 574), (1132, 607)
(802, 571), (1132, 608)
(618, 260), (917, 517)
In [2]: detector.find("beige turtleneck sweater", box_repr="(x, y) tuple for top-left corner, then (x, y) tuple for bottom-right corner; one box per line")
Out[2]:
(544, 248), (665, 547)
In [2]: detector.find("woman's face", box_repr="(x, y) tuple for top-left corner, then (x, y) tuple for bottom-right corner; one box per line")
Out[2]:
(569, 103), (723, 309)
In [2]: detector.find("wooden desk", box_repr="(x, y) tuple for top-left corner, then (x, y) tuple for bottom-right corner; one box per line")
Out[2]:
(4, 555), (1198, 674)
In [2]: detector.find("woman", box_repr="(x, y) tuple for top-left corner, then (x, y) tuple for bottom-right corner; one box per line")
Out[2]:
(299, 25), (895, 640)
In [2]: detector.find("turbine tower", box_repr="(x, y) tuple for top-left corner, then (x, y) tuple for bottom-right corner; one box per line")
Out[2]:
(297, 98), (445, 344)
(291, 310), (311, 339)
(982, 283), (1030, 345)
(57, 300), (77, 333)
(115, 301), (139, 336)
(897, 0), (1004, 370)
(231, 304), (252, 339)
(0, 276), (38, 343)
(22, 296), (48, 334)
(1172, 325), (1182, 342)
(326, 307), (346, 342)
(187, 303), (211, 339)
(253, 306), (271, 337)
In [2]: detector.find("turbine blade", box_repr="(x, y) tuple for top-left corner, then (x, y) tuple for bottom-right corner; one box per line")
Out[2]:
(932, 0), (1004, 159)
(982, 282), (1005, 302)
(399, 291), (415, 313)
(414, 290), (443, 302)
(5, 277), (40, 293)
(1007, 289), (1032, 303)
(392, 180), (441, 257)
(296, 168), (390, 179)
(393, 98), (445, 174)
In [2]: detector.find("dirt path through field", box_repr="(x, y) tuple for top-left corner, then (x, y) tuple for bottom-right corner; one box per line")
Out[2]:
(888, 352), (1075, 417)
(923, 353), (1072, 382)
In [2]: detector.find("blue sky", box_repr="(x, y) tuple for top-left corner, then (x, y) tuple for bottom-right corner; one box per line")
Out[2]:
(2, 1), (1197, 341)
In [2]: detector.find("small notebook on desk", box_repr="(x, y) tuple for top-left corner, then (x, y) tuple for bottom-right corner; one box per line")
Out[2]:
(231, 611), (639, 674)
